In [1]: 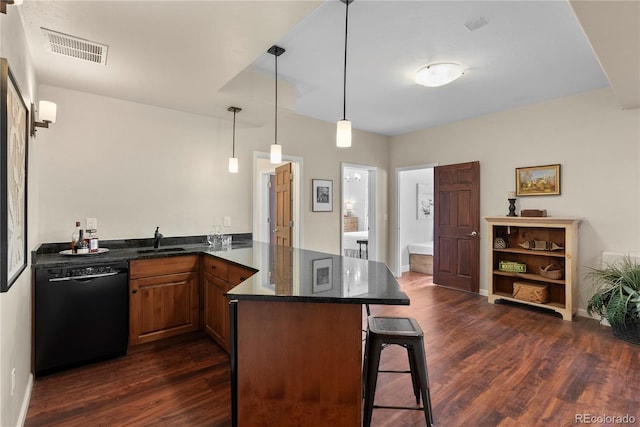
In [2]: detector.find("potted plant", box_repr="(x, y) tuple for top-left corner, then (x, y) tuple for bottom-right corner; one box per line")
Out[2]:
(587, 256), (640, 345)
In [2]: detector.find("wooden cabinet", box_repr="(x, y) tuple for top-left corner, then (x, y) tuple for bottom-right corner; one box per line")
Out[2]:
(485, 216), (581, 321)
(343, 216), (358, 232)
(202, 255), (256, 352)
(129, 255), (200, 345)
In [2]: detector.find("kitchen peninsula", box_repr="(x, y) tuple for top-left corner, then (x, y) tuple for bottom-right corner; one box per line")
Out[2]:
(226, 244), (409, 426)
(32, 239), (409, 426)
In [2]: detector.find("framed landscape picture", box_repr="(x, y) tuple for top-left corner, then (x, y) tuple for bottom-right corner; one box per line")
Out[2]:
(312, 179), (332, 212)
(516, 164), (561, 196)
(1, 58), (29, 292)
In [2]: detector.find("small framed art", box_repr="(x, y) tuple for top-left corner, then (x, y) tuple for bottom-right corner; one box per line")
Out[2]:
(312, 179), (333, 212)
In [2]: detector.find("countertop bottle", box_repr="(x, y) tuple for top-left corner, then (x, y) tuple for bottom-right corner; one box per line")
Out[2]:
(87, 229), (99, 253)
(71, 221), (81, 254)
(75, 229), (89, 254)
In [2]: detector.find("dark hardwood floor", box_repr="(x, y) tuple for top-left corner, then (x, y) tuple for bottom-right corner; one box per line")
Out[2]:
(26, 272), (639, 426)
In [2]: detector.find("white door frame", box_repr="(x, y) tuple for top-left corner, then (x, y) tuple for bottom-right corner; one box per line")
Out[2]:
(341, 163), (377, 261)
(395, 163), (438, 277)
(253, 151), (303, 248)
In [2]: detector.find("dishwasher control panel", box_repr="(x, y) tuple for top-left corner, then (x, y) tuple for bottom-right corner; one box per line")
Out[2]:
(44, 263), (128, 281)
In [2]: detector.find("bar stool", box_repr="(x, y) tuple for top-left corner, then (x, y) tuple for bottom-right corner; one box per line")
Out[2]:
(362, 316), (434, 427)
(356, 239), (368, 259)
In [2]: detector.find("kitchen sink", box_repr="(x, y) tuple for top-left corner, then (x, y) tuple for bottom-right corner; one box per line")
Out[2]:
(136, 247), (186, 254)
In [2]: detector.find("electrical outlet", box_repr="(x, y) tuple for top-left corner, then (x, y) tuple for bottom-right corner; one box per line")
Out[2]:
(223, 216), (231, 227)
(86, 218), (98, 230)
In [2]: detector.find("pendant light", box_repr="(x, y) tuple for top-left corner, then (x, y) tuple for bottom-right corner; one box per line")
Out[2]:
(227, 106), (241, 174)
(268, 45), (285, 164)
(337, 0), (354, 148)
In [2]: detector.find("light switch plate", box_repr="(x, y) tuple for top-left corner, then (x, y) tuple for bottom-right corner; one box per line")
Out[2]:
(223, 216), (231, 227)
(86, 217), (98, 230)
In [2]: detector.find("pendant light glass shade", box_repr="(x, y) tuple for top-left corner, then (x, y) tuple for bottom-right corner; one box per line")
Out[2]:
(336, 119), (352, 148)
(337, 0), (353, 148)
(228, 157), (238, 173)
(227, 106), (241, 174)
(270, 144), (282, 164)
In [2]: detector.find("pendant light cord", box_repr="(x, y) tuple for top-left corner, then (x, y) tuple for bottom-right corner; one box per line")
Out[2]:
(232, 109), (236, 157)
(342, 0), (349, 121)
(275, 53), (278, 145)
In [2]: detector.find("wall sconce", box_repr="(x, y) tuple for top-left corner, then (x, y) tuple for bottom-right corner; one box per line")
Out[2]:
(30, 101), (57, 137)
(1, 0), (23, 15)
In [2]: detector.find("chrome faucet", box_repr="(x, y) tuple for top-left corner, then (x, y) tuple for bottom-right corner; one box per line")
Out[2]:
(153, 226), (163, 248)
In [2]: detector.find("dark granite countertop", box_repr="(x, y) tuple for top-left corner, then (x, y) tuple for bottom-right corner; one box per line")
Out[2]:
(32, 239), (409, 306)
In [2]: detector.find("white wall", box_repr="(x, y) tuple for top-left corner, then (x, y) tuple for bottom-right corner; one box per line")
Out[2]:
(36, 86), (391, 257)
(389, 87), (640, 311)
(0, 7), (38, 427)
(399, 168), (433, 270)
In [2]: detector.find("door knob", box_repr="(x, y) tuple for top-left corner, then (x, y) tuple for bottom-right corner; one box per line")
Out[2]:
(468, 231), (478, 237)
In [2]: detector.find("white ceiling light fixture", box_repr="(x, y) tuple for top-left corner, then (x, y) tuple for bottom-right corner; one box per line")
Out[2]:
(268, 45), (285, 164)
(336, 0), (354, 148)
(414, 62), (465, 88)
(227, 106), (241, 174)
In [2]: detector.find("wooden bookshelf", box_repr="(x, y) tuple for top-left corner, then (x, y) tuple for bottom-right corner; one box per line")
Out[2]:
(484, 216), (582, 321)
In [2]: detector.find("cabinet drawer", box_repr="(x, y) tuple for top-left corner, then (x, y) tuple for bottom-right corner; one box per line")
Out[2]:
(228, 264), (257, 286)
(202, 255), (229, 281)
(130, 255), (199, 279)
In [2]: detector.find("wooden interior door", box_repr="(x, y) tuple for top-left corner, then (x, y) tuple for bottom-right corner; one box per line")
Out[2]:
(433, 161), (480, 293)
(275, 163), (293, 247)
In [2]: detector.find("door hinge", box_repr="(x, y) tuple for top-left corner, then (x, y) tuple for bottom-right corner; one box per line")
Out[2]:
(290, 174), (293, 181)
(267, 181), (272, 188)
(289, 220), (294, 227)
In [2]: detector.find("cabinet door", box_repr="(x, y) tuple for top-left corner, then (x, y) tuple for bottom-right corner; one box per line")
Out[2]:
(130, 271), (199, 345)
(228, 264), (257, 286)
(203, 273), (232, 352)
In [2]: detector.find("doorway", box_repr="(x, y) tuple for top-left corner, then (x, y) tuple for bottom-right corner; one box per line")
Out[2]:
(396, 164), (437, 277)
(341, 163), (377, 261)
(253, 152), (303, 248)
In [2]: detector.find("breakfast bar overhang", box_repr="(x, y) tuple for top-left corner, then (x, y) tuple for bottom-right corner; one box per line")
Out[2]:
(226, 244), (409, 426)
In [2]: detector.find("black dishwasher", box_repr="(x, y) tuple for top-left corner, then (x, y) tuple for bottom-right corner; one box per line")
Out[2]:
(34, 262), (129, 376)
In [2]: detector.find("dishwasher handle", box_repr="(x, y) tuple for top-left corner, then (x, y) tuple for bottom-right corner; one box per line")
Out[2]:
(49, 271), (121, 282)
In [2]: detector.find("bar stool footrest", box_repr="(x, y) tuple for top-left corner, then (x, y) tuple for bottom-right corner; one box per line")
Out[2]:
(373, 404), (426, 411)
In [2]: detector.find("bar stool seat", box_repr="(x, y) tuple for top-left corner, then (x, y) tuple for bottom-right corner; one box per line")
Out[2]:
(362, 316), (434, 427)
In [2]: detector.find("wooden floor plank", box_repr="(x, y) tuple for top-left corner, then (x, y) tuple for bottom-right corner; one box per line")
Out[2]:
(26, 272), (640, 426)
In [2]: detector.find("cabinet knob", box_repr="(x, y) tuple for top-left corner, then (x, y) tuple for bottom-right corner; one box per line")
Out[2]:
(132, 289), (138, 294)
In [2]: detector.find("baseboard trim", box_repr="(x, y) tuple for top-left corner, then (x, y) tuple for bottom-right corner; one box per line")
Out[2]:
(16, 373), (33, 427)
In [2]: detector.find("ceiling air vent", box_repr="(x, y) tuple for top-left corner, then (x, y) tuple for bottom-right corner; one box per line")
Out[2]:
(41, 28), (108, 66)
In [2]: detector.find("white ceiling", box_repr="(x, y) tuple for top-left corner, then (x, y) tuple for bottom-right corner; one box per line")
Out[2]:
(16, 0), (639, 137)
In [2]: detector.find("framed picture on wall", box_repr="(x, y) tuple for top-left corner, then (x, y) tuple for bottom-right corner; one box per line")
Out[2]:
(416, 183), (433, 220)
(312, 179), (333, 212)
(1, 57), (29, 292)
(515, 164), (561, 196)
